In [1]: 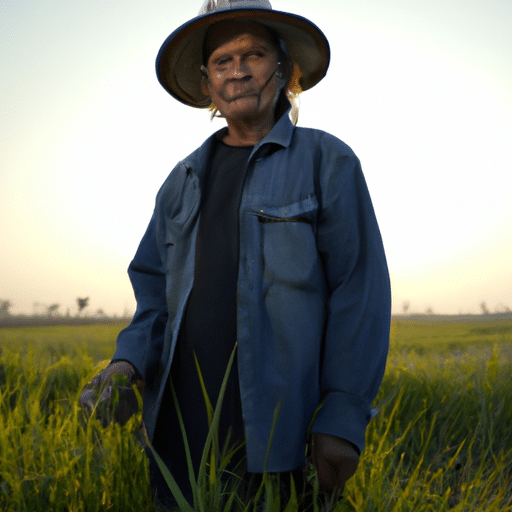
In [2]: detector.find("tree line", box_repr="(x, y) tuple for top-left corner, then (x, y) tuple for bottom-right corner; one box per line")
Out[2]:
(0, 297), (113, 319)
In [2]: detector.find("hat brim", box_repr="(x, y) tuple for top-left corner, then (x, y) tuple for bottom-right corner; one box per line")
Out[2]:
(156, 7), (330, 107)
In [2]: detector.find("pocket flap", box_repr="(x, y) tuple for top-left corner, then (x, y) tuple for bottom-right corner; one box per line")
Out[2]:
(249, 195), (318, 223)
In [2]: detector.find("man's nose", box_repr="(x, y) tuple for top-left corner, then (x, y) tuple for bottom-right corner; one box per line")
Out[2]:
(231, 57), (249, 77)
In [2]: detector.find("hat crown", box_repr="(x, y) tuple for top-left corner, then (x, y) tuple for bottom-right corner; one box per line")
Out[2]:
(198, 0), (272, 16)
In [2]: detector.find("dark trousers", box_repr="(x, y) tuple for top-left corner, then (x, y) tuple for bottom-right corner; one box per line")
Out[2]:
(147, 448), (313, 511)
(147, 397), (315, 511)
(147, 377), (316, 511)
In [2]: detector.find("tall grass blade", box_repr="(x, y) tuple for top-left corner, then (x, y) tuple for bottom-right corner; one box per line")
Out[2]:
(197, 343), (238, 492)
(193, 350), (217, 488)
(168, 376), (200, 508)
(147, 444), (193, 511)
(263, 399), (281, 473)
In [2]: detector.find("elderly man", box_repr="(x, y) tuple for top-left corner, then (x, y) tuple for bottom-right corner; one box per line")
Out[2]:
(80, 0), (391, 509)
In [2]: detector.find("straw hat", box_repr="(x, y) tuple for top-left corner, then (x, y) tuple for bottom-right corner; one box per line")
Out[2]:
(156, 0), (330, 107)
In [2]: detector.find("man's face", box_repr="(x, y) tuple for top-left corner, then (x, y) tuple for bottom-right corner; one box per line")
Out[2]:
(203, 21), (282, 126)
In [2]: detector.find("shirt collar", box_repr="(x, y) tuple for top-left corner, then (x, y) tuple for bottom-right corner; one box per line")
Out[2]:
(211, 107), (295, 152)
(185, 108), (295, 176)
(255, 108), (295, 151)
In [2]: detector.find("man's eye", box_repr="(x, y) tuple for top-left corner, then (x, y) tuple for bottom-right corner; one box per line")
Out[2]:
(214, 57), (230, 67)
(246, 51), (264, 58)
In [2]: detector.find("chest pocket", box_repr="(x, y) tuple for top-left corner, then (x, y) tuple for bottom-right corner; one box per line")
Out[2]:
(250, 195), (318, 224)
(248, 196), (322, 288)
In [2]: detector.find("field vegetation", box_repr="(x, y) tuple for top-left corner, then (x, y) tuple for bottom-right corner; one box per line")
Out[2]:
(0, 319), (511, 511)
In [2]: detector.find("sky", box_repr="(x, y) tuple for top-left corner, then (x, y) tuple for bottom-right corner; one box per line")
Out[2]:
(1, 0), (511, 317)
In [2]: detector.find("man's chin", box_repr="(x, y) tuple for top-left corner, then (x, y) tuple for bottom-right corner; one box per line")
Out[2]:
(222, 106), (260, 121)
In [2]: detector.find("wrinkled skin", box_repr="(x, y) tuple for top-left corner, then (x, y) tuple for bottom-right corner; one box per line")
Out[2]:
(311, 433), (360, 496)
(201, 21), (285, 146)
(79, 360), (144, 427)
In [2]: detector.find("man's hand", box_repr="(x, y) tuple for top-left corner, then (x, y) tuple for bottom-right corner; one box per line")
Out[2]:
(311, 433), (360, 496)
(79, 361), (144, 426)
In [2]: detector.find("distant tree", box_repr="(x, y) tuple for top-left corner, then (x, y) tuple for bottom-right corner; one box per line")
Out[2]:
(77, 297), (90, 316)
(402, 301), (410, 315)
(32, 302), (44, 316)
(95, 308), (106, 318)
(0, 300), (12, 318)
(426, 306), (434, 315)
(480, 301), (490, 315)
(47, 304), (60, 317)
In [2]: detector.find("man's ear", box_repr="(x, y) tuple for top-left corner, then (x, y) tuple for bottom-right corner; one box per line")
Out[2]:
(200, 65), (211, 96)
(200, 77), (210, 97)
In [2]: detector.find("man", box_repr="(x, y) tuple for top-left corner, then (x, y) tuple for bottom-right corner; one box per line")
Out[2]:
(80, 0), (391, 509)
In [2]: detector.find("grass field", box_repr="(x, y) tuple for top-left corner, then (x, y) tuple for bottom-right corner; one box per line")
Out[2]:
(0, 319), (511, 511)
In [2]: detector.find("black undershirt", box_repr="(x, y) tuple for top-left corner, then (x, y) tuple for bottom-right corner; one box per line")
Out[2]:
(167, 138), (253, 475)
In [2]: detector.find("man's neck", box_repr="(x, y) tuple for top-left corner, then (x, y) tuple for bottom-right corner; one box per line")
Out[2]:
(223, 114), (275, 147)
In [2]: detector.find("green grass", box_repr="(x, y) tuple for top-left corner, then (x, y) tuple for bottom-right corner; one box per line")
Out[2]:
(0, 320), (511, 511)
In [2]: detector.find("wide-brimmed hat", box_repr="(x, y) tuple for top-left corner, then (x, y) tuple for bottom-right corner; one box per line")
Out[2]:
(156, 0), (330, 108)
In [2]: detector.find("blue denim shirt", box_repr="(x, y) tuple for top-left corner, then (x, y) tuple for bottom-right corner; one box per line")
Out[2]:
(113, 112), (391, 472)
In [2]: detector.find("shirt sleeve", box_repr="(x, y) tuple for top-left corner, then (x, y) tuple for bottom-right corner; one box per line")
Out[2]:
(112, 213), (168, 380)
(311, 137), (391, 453)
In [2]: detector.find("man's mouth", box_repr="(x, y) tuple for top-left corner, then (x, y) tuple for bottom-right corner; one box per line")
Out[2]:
(229, 93), (258, 102)
(221, 90), (258, 103)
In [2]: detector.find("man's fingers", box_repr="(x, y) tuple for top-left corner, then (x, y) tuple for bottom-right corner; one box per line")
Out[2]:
(78, 362), (143, 427)
(79, 388), (97, 410)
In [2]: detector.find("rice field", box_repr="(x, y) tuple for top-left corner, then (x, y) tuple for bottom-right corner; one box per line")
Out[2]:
(0, 318), (511, 511)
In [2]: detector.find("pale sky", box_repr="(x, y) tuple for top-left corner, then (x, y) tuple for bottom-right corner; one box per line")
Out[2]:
(1, 0), (511, 317)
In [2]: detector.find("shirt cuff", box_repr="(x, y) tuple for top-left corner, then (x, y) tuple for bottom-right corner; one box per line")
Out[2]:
(311, 391), (372, 454)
